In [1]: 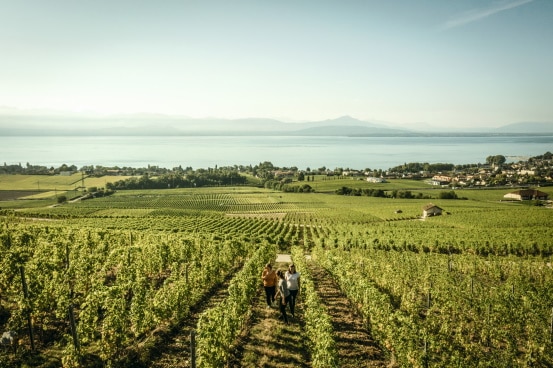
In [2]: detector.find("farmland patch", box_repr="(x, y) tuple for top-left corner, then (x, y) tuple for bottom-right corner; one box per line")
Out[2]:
(0, 190), (44, 200)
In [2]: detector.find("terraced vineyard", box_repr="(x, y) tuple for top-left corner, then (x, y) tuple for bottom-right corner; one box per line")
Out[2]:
(1, 184), (552, 367)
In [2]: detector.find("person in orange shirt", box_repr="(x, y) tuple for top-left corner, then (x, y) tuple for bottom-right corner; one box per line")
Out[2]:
(261, 263), (278, 308)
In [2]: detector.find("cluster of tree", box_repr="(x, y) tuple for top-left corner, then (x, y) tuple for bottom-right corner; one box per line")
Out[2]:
(335, 187), (387, 197)
(0, 162), (78, 175)
(485, 155), (507, 166)
(264, 179), (314, 193)
(336, 187), (464, 200)
(388, 162), (455, 174)
(297, 172), (316, 181)
(437, 190), (467, 199)
(81, 165), (169, 177)
(530, 151), (553, 161)
(106, 170), (246, 190)
(390, 190), (430, 199)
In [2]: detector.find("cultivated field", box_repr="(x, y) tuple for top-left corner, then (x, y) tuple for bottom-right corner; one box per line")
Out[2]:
(1, 175), (552, 367)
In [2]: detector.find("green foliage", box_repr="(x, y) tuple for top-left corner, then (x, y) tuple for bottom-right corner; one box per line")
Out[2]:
(196, 243), (274, 367)
(312, 244), (553, 367)
(438, 190), (458, 199)
(389, 162), (455, 173)
(486, 154), (506, 165)
(292, 246), (338, 367)
(108, 169), (247, 190)
(0, 225), (256, 366)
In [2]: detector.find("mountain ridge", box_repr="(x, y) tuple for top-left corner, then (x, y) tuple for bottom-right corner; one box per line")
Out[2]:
(0, 109), (552, 136)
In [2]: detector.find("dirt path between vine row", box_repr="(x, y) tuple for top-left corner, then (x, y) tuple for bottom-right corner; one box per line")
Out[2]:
(307, 260), (391, 368)
(228, 255), (390, 367)
(228, 258), (310, 368)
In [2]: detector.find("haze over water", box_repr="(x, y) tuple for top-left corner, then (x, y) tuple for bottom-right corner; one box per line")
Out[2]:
(2, 135), (551, 171)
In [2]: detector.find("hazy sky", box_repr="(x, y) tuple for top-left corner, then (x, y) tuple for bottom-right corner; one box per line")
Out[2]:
(1, 0), (552, 128)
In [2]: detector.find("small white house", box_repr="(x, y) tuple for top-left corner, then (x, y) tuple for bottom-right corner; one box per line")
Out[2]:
(422, 203), (443, 217)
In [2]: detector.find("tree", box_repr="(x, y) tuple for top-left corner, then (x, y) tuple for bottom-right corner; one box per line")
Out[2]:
(438, 190), (458, 199)
(486, 155), (506, 166)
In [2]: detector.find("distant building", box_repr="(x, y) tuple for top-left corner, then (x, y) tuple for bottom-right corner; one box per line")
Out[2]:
(343, 170), (363, 177)
(366, 177), (386, 183)
(432, 175), (452, 182)
(503, 189), (549, 201)
(422, 203), (443, 217)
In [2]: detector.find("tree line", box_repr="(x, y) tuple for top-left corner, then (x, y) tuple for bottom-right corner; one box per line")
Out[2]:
(106, 170), (247, 190)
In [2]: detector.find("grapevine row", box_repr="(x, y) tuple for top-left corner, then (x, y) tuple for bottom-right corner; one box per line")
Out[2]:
(291, 246), (338, 367)
(311, 243), (553, 367)
(195, 242), (274, 367)
(0, 223), (257, 366)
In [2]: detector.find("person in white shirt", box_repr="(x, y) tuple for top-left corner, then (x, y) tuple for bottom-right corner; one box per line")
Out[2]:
(285, 263), (300, 317)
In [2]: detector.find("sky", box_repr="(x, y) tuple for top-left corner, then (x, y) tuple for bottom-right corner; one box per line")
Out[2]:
(0, 0), (552, 129)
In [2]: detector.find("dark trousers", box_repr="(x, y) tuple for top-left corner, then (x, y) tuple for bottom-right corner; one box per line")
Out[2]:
(264, 286), (276, 306)
(279, 295), (291, 323)
(288, 289), (299, 315)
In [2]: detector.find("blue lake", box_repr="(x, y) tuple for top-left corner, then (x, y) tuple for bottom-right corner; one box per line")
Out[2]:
(1, 135), (552, 170)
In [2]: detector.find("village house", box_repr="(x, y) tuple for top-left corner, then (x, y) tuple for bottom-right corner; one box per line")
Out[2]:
(503, 189), (549, 201)
(431, 175), (452, 186)
(422, 203), (443, 217)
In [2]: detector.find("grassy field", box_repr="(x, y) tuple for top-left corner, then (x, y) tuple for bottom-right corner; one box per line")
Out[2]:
(0, 173), (135, 191)
(306, 175), (433, 192)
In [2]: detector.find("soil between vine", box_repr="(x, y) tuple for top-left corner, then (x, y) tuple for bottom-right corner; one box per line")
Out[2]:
(306, 260), (391, 368)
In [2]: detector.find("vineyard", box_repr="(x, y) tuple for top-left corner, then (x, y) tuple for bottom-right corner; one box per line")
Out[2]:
(1, 181), (552, 367)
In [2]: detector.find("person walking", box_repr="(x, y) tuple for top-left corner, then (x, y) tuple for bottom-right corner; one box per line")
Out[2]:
(285, 263), (301, 317)
(261, 263), (278, 308)
(275, 269), (291, 324)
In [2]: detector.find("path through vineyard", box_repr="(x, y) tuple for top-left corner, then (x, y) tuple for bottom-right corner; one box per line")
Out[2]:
(228, 255), (310, 367)
(229, 255), (390, 367)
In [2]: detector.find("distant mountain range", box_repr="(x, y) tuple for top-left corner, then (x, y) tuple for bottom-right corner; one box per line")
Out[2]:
(0, 108), (552, 136)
